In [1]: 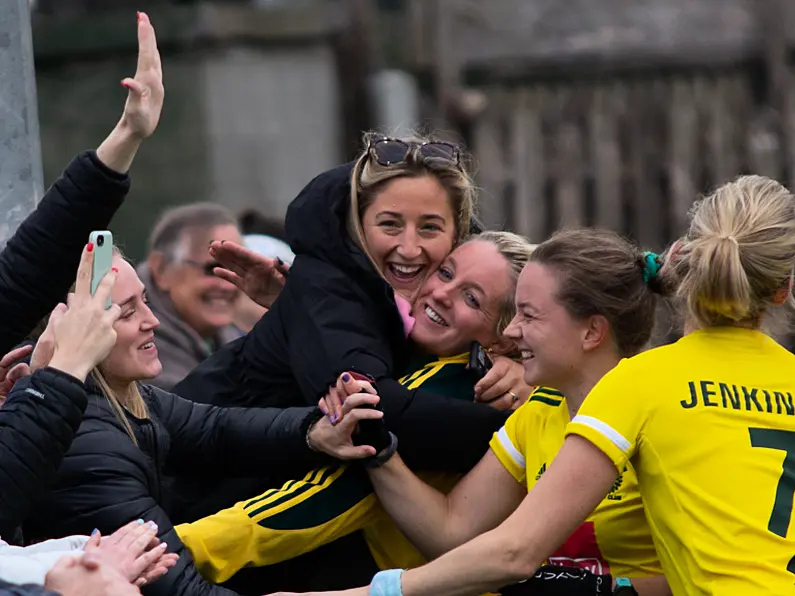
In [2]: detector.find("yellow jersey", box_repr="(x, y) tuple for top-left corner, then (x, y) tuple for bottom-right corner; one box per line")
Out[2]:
(491, 387), (662, 578)
(568, 327), (795, 595)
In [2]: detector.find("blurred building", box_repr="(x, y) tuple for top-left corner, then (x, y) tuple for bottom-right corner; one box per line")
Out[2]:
(29, 0), (795, 346)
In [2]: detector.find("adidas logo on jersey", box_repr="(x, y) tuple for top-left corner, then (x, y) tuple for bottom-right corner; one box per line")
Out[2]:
(536, 463), (547, 480)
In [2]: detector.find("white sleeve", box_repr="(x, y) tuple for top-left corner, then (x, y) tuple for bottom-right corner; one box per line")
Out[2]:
(11, 536), (88, 555)
(0, 537), (87, 586)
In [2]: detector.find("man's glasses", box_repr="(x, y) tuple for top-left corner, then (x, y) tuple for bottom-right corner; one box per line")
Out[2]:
(368, 136), (461, 169)
(182, 259), (220, 276)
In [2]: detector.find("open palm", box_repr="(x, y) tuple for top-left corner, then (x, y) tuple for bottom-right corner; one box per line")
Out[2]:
(120, 12), (164, 139)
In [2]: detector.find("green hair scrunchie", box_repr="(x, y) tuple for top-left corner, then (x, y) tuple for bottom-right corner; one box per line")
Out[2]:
(642, 251), (661, 285)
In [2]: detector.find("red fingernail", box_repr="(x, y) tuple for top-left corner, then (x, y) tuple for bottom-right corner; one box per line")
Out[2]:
(111, 267), (119, 273)
(87, 242), (94, 253)
(137, 11), (142, 22)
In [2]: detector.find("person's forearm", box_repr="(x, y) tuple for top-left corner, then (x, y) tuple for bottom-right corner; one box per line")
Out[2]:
(399, 526), (534, 596)
(368, 454), (467, 558)
(633, 576), (672, 596)
(95, 120), (142, 174)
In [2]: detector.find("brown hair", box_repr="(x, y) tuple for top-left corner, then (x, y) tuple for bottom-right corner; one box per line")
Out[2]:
(530, 228), (662, 357)
(661, 175), (795, 329)
(347, 131), (477, 274)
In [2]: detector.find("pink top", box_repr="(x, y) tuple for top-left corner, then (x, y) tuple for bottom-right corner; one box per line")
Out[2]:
(394, 292), (416, 339)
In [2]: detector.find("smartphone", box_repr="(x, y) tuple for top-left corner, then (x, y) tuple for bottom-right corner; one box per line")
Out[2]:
(89, 231), (113, 309)
(468, 341), (493, 381)
(345, 371), (392, 452)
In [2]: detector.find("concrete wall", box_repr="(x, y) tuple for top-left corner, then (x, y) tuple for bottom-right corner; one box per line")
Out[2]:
(33, 2), (346, 261)
(202, 44), (341, 216)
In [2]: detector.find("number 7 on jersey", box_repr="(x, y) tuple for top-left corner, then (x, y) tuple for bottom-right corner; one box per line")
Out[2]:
(749, 427), (795, 575)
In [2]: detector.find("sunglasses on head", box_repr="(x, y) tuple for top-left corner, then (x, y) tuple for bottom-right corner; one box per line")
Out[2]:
(367, 136), (461, 169)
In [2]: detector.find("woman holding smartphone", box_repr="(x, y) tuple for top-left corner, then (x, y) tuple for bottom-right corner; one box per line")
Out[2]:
(0, 9), (163, 543)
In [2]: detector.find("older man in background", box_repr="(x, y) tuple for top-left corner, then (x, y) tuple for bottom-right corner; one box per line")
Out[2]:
(138, 203), (243, 390)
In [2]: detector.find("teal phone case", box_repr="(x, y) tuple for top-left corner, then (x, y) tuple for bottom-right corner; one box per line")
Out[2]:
(88, 231), (113, 309)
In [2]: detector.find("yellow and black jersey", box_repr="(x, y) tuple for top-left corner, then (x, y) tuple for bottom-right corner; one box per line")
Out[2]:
(176, 352), (478, 583)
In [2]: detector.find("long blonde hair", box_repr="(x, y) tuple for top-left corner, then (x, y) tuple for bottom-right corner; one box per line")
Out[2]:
(347, 131), (477, 278)
(91, 370), (148, 446)
(662, 175), (795, 329)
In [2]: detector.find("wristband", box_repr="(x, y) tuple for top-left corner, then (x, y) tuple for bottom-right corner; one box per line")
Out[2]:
(370, 569), (404, 596)
(614, 577), (638, 595)
(364, 431), (398, 468)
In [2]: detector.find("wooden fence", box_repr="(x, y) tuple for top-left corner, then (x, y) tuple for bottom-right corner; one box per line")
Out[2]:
(471, 69), (795, 346)
(472, 71), (795, 249)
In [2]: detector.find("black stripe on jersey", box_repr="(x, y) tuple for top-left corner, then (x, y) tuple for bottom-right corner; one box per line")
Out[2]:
(253, 465), (373, 530)
(529, 387), (563, 406)
(246, 466), (340, 520)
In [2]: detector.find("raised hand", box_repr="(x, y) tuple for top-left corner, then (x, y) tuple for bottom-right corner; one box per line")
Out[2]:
(120, 12), (164, 140)
(96, 12), (164, 173)
(209, 240), (289, 308)
(47, 244), (122, 382)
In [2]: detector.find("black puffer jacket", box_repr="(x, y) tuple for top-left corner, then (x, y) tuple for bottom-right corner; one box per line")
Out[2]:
(0, 370), (89, 543)
(175, 164), (509, 474)
(0, 151), (129, 540)
(23, 382), (327, 596)
(0, 151), (128, 356)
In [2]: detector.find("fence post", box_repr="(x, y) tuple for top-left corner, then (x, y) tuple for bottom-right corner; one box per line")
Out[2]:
(0, 0), (43, 247)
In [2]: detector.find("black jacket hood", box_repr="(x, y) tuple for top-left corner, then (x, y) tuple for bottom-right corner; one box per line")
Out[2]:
(285, 163), (375, 278)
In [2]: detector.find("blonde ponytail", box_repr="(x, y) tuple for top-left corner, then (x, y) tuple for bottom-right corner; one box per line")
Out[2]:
(666, 175), (795, 329)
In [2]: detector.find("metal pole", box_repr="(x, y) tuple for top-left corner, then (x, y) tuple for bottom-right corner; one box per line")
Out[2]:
(0, 0), (44, 247)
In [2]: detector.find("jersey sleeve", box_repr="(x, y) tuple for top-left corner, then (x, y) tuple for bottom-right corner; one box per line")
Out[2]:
(566, 359), (650, 472)
(176, 464), (379, 584)
(489, 400), (531, 484)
